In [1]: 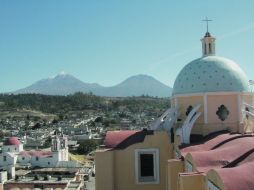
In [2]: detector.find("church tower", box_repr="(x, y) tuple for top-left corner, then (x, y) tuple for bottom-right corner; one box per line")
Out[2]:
(51, 134), (69, 163)
(51, 136), (60, 152)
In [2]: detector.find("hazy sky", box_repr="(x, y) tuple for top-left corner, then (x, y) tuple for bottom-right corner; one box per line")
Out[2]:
(1, 0), (254, 92)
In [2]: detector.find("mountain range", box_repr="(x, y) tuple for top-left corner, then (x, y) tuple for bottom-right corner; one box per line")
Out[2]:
(13, 73), (172, 97)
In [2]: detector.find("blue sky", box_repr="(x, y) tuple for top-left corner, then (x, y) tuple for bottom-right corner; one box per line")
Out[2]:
(1, 0), (254, 92)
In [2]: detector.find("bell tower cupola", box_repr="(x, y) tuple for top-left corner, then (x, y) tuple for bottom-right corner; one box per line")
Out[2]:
(201, 17), (216, 56)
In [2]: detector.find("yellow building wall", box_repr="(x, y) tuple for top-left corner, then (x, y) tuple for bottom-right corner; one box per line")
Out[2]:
(167, 159), (184, 190)
(175, 94), (242, 136)
(242, 94), (254, 105)
(207, 94), (238, 123)
(95, 131), (173, 190)
(207, 169), (227, 190)
(176, 96), (204, 123)
(243, 118), (254, 133)
(178, 173), (206, 190)
(184, 153), (198, 172)
(241, 94), (254, 133)
(114, 131), (172, 190)
(206, 94), (238, 134)
(95, 150), (115, 190)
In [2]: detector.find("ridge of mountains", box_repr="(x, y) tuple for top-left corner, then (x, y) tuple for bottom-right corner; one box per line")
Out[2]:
(13, 73), (172, 97)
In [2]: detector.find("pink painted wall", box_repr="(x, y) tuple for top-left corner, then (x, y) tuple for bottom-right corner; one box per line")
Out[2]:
(207, 94), (238, 123)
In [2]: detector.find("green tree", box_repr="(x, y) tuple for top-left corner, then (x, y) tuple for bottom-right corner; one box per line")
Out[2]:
(43, 136), (52, 148)
(77, 140), (98, 154)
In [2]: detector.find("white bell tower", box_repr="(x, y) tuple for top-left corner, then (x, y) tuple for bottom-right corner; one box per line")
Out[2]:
(51, 137), (60, 152)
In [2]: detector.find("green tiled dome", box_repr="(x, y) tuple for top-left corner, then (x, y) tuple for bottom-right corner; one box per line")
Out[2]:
(172, 56), (250, 95)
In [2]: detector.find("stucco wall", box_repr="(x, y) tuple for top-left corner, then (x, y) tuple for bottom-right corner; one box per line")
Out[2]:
(184, 154), (197, 172)
(115, 131), (172, 190)
(2, 144), (23, 153)
(0, 153), (17, 167)
(95, 150), (115, 190)
(95, 131), (173, 190)
(207, 94), (238, 124)
(207, 169), (226, 190)
(173, 93), (251, 136)
(167, 159), (184, 190)
(0, 172), (7, 183)
(175, 96), (204, 123)
(178, 173), (206, 190)
(31, 154), (67, 168)
(242, 94), (254, 105)
(241, 94), (254, 133)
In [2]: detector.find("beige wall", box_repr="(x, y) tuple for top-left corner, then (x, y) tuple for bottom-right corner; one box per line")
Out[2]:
(207, 94), (238, 124)
(167, 159), (184, 190)
(95, 150), (115, 190)
(243, 119), (254, 133)
(95, 131), (173, 190)
(241, 94), (254, 133)
(173, 93), (254, 136)
(175, 96), (204, 123)
(178, 173), (206, 190)
(242, 94), (254, 105)
(207, 169), (226, 190)
(184, 153), (198, 172)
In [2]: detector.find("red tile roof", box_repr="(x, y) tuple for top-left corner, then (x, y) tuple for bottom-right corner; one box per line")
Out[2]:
(185, 135), (254, 172)
(4, 137), (21, 146)
(215, 162), (254, 190)
(181, 133), (240, 156)
(104, 130), (154, 149)
(20, 150), (53, 157)
(180, 133), (254, 189)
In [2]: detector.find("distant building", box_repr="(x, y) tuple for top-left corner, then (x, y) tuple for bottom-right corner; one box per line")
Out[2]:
(0, 134), (80, 178)
(4, 168), (85, 190)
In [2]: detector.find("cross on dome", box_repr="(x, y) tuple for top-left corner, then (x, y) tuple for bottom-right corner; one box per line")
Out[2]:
(202, 16), (212, 33)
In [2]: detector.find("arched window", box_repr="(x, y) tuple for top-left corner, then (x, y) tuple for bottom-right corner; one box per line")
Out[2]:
(209, 43), (212, 53)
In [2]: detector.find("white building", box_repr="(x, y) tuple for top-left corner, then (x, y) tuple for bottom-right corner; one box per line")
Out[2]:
(0, 134), (78, 177)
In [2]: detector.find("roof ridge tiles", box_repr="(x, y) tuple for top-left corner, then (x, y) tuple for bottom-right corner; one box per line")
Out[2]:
(211, 135), (254, 150)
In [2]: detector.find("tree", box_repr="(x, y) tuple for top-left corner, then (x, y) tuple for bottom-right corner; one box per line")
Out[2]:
(77, 140), (98, 154)
(43, 136), (52, 148)
(58, 114), (64, 121)
(102, 120), (110, 127)
(94, 116), (103, 123)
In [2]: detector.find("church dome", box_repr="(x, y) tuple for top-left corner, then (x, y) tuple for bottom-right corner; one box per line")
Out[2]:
(4, 137), (21, 146)
(172, 55), (250, 95)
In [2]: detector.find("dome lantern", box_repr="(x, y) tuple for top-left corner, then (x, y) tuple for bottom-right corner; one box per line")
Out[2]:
(201, 17), (216, 56)
(201, 32), (216, 56)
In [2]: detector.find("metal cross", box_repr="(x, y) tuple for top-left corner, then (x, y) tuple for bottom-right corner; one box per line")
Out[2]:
(202, 17), (212, 32)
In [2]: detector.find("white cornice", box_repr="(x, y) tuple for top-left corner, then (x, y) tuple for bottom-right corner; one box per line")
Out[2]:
(171, 91), (253, 99)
